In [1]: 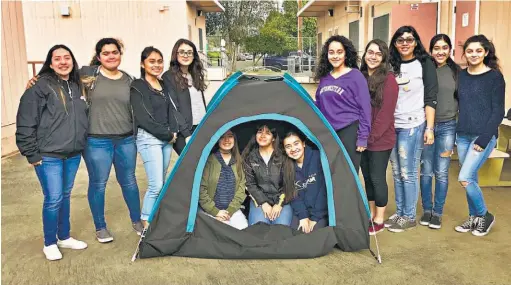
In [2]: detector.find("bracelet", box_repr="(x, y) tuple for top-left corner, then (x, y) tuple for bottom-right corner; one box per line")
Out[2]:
(425, 127), (434, 132)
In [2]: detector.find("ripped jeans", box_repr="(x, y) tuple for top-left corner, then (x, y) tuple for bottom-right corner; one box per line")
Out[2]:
(456, 134), (496, 216)
(420, 119), (456, 215)
(390, 122), (425, 220)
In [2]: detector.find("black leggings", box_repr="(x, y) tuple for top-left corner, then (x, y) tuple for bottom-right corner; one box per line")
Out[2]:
(173, 125), (197, 155)
(360, 149), (392, 207)
(336, 121), (361, 171)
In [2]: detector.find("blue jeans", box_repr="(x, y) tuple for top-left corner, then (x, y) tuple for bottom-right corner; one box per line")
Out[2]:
(84, 136), (141, 231)
(420, 119), (456, 215)
(136, 129), (172, 221)
(390, 122), (425, 220)
(456, 134), (497, 216)
(34, 155), (81, 246)
(248, 200), (293, 226)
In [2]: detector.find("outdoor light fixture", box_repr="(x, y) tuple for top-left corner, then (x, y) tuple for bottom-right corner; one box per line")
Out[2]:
(328, 9), (334, 17)
(197, 10), (203, 17)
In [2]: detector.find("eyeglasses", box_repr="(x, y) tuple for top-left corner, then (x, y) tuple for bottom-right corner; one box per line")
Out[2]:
(178, 50), (194, 57)
(366, 50), (383, 58)
(396, 37), (415, 45)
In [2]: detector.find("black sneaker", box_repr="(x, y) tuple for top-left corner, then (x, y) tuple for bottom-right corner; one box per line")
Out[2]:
(428, 214), (442, 229)
(384, 213), (400, 228)
(388, 217), (417, 233)
(455, 216), (476, 233)
(472, 212), (495, 237)
(419, 211), (432, 226)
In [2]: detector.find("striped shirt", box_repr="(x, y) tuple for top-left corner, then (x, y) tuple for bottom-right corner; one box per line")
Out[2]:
(213, 151), (236, 210)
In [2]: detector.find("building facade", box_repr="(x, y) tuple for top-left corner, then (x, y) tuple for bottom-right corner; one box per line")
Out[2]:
(1, 0), (223, 156)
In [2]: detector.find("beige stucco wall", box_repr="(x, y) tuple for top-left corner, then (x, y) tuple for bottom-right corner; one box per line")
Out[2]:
(22, 0), (206, 76)
(2, 1), (29, 156)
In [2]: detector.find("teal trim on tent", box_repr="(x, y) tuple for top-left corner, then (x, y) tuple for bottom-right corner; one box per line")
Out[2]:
(282, 73), (370, 216)
(186, 114), (337, 232)
(147, 73), (242, 222)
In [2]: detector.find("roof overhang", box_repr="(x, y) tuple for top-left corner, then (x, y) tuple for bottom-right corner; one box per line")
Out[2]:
(187, 0), (225, 12)
(297, 0), (340, 17)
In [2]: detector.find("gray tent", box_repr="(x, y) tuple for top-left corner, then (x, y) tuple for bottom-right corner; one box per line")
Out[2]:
(135, 72), (371, 260)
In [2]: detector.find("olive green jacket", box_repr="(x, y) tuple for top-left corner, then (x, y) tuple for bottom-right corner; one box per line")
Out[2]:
(199, 154), (247, 216)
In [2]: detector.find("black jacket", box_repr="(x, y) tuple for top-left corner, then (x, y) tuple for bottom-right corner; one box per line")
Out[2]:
(16, 75), (89, 164)
(130, 79), (191, 142)
(244, 149), (284, 206)
(162, 70), (207, 130)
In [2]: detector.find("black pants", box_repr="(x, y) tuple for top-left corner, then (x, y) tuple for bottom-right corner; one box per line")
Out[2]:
(173, 125), (197, 155)
(290, 215), (328, 231)
(360, 149), (392, 207)
(336, 121), (361, 171)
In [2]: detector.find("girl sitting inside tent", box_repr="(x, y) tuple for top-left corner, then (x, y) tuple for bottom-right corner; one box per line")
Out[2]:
(282, 131), (328, 233)
(242, 124), (294, 226)
(199, 129), (248, 230)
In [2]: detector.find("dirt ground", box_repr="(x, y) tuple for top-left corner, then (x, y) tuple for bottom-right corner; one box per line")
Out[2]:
(2, 82), (511, 285)
(2, 151), (511, 285)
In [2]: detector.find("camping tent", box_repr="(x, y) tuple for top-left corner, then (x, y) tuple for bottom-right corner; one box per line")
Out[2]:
(136, 72), (371, 259)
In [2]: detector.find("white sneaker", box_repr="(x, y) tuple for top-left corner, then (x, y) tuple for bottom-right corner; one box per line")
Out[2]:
(43, 244), (63, 261)
(57, 237), (88, 250)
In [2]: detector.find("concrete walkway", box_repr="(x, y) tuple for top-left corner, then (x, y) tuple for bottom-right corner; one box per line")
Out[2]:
(2, 79), (511, 285)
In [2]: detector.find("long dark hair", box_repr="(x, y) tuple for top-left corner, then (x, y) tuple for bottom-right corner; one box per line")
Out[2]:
(462, 34), (501, 71)
(38, 44), (86, 109)
(140, 46), (163, 78)
(169, 39), (207, 91)
(314, 35), (360, 81)
(360, 39), (391, 108)
(429, 34), (460, 97)
(281, 130), (307, 203)
(389, 26), (430, 75)
(89, 38), (123, 66)
(212, 130), (243, 179)
(241, 124), (294, 202)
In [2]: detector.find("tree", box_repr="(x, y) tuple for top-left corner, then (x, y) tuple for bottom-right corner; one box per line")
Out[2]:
(208, 1), (275, 71)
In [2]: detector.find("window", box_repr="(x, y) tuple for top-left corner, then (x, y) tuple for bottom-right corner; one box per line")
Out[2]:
(349, 20), (360, 52)
(317, 33), (322, 55)
(373, 14), (390, 44)
(199, 28), (204, 51)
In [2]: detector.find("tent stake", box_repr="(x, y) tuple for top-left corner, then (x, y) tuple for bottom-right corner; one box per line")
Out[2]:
(369, 220), (383, 264)
(131, 228), (148, 262)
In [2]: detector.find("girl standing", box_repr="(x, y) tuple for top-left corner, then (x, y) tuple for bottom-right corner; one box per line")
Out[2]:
(131, 47), (191, 228)
(419, 34), (460, 229)
(162, 39), (207, 154)
(454, 35), (505, 236)
(314, 35), (372, 171)
(359, 39), (399, 235)
(16, 45), (89, 260)
(386, 26), (438, 233)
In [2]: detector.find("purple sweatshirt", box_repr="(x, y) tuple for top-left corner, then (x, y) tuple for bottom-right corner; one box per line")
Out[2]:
(315, 69), (372, 147)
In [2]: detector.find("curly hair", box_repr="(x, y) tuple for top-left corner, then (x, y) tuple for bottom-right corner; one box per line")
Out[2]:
(462, 34), (501, 71)
(169, 39), (207, 91)
(314, 35), (360, 81)
(389, 26), (430, 75)
(360, 39), (391, 108)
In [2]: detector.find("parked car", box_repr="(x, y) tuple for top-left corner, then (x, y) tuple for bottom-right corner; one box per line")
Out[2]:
(263, 51), (316, 72)
(236, 53), (246, 61)
(245, 53), (253, 60)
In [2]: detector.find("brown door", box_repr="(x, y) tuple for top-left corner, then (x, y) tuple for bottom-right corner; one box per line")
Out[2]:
(454, 1), (476, 63)
(391, 3), (438, 51)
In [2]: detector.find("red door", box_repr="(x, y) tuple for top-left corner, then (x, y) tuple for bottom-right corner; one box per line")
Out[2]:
(391, 3), (438, 51)
(454, 1), (476, 63)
